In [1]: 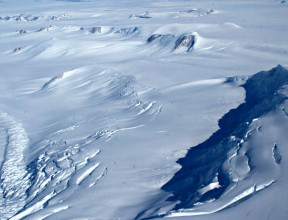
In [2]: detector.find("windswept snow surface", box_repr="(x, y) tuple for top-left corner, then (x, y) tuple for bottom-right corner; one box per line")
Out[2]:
(0, 0), (288, 219)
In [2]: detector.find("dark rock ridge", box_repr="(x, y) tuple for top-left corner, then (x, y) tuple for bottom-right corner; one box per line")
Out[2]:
(19, 29), (28, 34)
(80, 26), (102, 34)
(129, 11), (151, 19)
(37, 25), (55, 32)
(0, 14), (69, 22)
(272, 144), (282, 164)
(13, 46), (27, 53)
(174, 33), (197, 52)
(136, 65), (288, 219)
(89, 27), (101, 34)
(147, 33), (198, 52)
(47, 13), (70, 21)
(147, 33), (197, 52)
(146, 34), (175, 44)
(179, 8), (215, 17)
(147, 34), (163, 43)
(113, 27), (138, 35)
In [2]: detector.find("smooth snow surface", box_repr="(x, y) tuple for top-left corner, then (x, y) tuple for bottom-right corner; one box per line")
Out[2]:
(0, 0), (288, 219)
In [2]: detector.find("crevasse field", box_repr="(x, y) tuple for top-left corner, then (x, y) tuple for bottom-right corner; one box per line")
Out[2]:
(0, 0), (288, 219)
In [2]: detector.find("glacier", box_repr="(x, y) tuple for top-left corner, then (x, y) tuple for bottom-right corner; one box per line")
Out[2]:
(0, 0), (288, 219)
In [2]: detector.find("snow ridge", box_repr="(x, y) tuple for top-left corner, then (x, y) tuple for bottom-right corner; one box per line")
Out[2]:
(137, 65), (288, 219)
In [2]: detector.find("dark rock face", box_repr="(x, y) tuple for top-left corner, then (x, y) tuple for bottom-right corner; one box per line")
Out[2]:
(80, 26), (102, 34)
(13, 46), (27, 53)
(114, 27), (138, 35)
(174, 34), (197, 52)
(129, 11), (151, 19)
(89, 27), (101, 34)
(19, 30), (28, 34)
(146, 34), (175, 47)
(147, 34), (163, 43)
(180, 8), (215, 16)
(273, 144), (282, 164)
(37, 25), (54, 32)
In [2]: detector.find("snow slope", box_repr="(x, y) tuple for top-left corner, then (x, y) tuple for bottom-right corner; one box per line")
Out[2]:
(0, 0), (288, 219)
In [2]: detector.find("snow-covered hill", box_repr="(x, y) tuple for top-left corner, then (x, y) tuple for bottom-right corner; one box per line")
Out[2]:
(0, 0), (287, 219)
